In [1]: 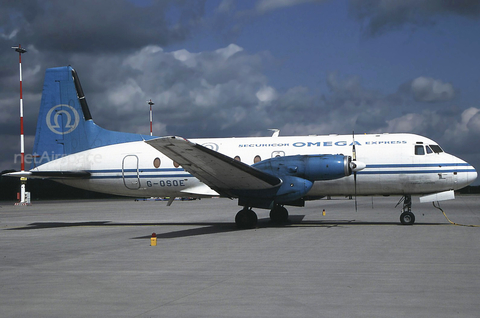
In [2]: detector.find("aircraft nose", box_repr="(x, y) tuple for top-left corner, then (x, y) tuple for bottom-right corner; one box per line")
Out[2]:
(453, 157), (477, 189)
(468, 166), (478, 184)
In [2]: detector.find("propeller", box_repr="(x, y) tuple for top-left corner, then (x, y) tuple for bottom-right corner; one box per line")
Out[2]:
(353, 131), (357, 211)
(350, 131), (366, 211)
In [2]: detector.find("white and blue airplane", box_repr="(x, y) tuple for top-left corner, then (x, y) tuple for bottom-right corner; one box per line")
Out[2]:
(7, 66), (478, 228)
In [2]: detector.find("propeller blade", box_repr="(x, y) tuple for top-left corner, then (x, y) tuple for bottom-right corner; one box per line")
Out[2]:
(354, 171), (357, 212)
(352, 131), (356, 161)
(352, 131), (357, 211)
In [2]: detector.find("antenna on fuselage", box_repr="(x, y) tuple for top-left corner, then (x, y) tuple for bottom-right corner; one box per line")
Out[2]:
(147, 99), (154, 136)
(269, 129), (280, 137)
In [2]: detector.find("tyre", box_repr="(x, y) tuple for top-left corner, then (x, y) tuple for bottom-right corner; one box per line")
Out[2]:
(270, 205), (289, 224)
(400, 211), (415, 225)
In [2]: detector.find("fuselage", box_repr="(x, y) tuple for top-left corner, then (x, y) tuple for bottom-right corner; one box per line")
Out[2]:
(31, 133), (477, 198)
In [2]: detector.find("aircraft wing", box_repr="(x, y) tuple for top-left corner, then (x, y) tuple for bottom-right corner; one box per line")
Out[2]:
(146, 136), (281, 197)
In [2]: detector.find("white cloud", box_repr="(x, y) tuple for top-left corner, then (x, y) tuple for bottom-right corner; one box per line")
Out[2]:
(1, 28), (18, 39)
(256, 85), (277, 102)
(215, 43), (243, 60)
(107, 78), (144, 112)
(172, 49), (198, 67)
(382, 113), (427, 133)
(123, 45), (164, 70)
(445, 107), (480, 139)
(411, 76), (455, 102)
(190, 80), (221, 107)
(70, 44), (274, 137)
(466, 109), (480, 134)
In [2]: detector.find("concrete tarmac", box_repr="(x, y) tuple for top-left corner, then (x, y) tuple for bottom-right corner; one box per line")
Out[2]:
(1, 195), (479, 317)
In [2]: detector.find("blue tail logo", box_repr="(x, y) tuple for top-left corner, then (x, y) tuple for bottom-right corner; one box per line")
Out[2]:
(46, 104), (80, 135)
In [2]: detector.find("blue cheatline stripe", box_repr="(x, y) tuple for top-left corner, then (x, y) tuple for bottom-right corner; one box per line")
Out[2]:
(88, 168), (183, 173)
(90, 174), (193, 179)
(86, 167), (192, 179)
(358, 169), (476, 175)
(361, 163), (475, 175)
(366, 163), (471, 168)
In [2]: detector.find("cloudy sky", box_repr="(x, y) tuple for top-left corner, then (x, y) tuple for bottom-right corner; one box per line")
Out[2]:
(1, 0), (480, 184)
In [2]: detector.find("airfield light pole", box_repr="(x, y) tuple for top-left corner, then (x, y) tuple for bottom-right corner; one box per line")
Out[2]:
(148, 99), (154, 136)
(12, 44), (28, 204)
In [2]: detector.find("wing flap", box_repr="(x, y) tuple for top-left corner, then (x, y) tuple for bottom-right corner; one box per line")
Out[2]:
(146, 137), (281, 196)
(180, 184), (220, 196)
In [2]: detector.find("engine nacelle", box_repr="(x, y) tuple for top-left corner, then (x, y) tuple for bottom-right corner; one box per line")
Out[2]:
(238, 154), (355, 208)
(253, 154), (351, 181)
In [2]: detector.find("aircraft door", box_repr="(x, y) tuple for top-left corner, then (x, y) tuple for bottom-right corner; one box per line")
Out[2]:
(122, 155), (140, 189)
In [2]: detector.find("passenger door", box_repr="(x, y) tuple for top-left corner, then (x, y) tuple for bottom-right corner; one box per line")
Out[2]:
(122, 155), (140, 189)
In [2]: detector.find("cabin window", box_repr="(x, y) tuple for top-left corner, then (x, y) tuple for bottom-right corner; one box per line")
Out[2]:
(254, 155), (262, 163)
(415, 145), (425, 155)
(234, 156), (241, 162)
(430, 145), (444, 153)
(173, 161), (180, 168)
(153, 157), (161, 168)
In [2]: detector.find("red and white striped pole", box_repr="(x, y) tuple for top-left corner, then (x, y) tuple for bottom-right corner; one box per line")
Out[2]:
(148, 99), (154, 136)
(12, 44), (27, 204)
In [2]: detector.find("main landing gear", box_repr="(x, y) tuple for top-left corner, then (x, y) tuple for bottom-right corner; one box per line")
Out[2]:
(235, 207), (258, 229)
(235, 204), (290, 229)
(398, 195), (416, 225)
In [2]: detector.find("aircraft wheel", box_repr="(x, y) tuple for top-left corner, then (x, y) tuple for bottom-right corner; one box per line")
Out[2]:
(400, 211), (415, 225)
(235, 208), (258, 229)
(270, 205), (289, 224)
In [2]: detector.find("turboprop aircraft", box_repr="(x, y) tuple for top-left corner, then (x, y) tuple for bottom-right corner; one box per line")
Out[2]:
(6, 66), (478, 228)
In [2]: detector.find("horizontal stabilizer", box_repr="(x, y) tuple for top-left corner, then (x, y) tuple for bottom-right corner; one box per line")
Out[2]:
(419, 190), (455, 203)
(4, 171), (91, 179)
(146, 136), (281, 197)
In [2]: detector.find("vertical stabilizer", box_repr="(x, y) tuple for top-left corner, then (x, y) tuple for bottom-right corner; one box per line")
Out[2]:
(31, 66), (148, 168)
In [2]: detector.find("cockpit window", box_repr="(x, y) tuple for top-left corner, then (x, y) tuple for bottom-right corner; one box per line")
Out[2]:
(415, 145), (425, 155)
(416, 144), (444, 155)
(429, 145), (444, 153)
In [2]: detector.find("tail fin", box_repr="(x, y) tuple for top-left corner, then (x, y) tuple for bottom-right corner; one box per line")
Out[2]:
(32, 66), (147, 168)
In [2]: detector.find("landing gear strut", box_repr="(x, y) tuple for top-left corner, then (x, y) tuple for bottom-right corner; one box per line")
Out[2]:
(398, 195), (415, 225)
(235, 207), (258, 229)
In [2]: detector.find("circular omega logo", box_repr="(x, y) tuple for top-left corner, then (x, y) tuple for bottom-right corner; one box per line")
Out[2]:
(46, 104), (80, 135)
(201, 142), (219, 152)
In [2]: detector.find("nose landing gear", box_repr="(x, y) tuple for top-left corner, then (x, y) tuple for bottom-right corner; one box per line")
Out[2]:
(398, 195), (416, 225)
